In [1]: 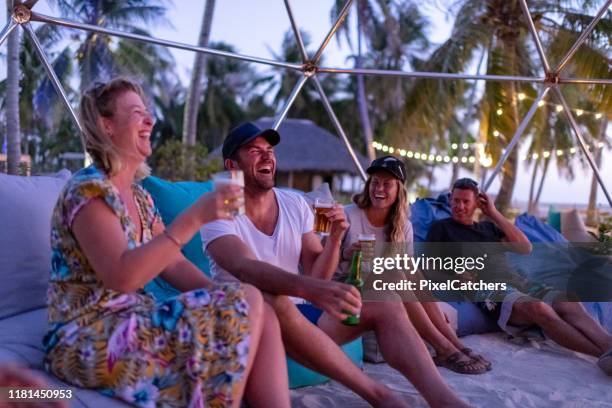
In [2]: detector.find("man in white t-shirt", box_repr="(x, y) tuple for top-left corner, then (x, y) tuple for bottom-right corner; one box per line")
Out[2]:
(201, 122), (467, 408)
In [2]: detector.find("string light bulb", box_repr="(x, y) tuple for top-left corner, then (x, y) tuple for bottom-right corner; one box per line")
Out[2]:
(518, 93), (526, 101)
(555, 105), (563, 113)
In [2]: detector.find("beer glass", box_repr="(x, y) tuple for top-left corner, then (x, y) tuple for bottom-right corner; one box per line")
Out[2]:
(313, 198), (334, 236)
(358, 233), (376, 262)
(212, 170), (245, 216)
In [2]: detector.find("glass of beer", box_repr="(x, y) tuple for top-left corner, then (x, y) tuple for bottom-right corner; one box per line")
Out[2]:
(358, 233), (376, 262)
(212, 170), (245, 216)
(313, 198), (334, 236)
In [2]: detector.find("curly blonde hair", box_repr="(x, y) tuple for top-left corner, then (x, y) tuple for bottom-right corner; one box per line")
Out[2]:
(353, 175), (410, 243)
(79, 77), (151, 180)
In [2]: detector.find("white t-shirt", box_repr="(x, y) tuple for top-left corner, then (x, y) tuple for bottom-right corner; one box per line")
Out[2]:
(336, 203), (414, 280)
(200, 188), (314, 288)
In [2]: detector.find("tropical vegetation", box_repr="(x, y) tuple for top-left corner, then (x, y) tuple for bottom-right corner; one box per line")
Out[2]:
(0, 0), (609, 213)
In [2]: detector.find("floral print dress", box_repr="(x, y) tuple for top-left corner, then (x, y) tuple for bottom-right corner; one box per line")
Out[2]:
(43, 165), (250, 408)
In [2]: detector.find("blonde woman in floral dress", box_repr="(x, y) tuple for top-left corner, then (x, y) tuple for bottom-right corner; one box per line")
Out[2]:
(43, 78), (290, 408)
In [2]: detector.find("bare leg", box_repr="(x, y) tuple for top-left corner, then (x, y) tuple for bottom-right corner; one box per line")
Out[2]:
(552, 300), (612, 356)
(266, 295), (406, 408)
(319, 301), (469, 408)
(244, 302), (291, 407)
(418, 302), (491, 368)
(403, 302), (458, 358)
(510, 300), (601, 357)
(231, 284), (264, 408)
(421, 303), (465, 348)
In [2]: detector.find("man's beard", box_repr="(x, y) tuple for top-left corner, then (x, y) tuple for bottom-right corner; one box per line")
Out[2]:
(250, 173), (275, 192)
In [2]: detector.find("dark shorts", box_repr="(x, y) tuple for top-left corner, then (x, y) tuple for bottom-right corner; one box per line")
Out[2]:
(297, 303), (324, 325)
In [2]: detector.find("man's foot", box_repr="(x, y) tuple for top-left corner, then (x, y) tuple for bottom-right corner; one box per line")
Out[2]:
(434, 352), (487, 375)
(461, 347), (492, 371)
(598, 347), (612, 376)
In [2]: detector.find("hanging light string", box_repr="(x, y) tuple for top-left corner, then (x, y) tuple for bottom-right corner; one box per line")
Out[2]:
(372, 138), (607, 168)
(372, 141), (492, 167)
(373, 97), (608, 167)
(516, 92), (607, 120)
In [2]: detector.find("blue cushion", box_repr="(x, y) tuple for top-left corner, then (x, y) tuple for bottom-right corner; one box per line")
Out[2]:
(141, 176), (213, 300)
(508, 213), (574, 289)
(142, 176), (363, 388)
(446, 302), (499, 337)
(287, 337), (363, 389)
(514, 213), (568, 243)
(410, 193), (452, 242)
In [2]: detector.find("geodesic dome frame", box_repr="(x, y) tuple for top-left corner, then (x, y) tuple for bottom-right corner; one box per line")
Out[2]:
(1, 0), (611, 206)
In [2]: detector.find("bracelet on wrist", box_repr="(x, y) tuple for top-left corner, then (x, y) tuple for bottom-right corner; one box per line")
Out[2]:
(163, 229), (183, 248)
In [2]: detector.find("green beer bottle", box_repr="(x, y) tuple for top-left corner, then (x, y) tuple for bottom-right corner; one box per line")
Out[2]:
(343, 250), (364, 326)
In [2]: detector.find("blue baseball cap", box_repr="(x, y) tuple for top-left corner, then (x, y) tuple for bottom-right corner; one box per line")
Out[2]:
(222, 122), (280, 159)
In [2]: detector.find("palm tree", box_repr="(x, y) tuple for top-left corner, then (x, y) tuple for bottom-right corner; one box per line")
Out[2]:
(586, 120), (606, 226)
(51, 0), (171, 91)
(5, 0), (22, 175)
(524, 4), (610, 214)
(259, 29), (345, 126)
(392, 0), (610, 212)
(331, 0), (429, 161)
(182, 0), (216, 148)
(197, 41), (257, 150)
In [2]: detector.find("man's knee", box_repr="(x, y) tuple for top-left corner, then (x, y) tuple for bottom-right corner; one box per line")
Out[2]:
(514, 300), (558, 326)
(264, 295), (301, 324)
(361, 301), (408, 327)
(552, 301), (585, 319)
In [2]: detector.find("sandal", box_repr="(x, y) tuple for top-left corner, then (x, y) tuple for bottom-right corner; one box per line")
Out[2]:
(598, 347), (612, 376)
(434, 352), (487, 375)
(461, 347), (492, 371)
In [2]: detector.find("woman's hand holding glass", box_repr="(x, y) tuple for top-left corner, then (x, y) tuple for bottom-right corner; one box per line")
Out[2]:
(196, 183), (244, 224)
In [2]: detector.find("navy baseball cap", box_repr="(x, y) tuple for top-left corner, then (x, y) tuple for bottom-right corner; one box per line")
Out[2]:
(366, 155), (406, 182)
(222, 122), (280, 159)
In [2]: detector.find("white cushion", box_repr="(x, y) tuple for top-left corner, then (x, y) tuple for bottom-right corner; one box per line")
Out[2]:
(0, 308), (129, 407)
(0, 170), (70, 319)
(561, 209), (597, 242)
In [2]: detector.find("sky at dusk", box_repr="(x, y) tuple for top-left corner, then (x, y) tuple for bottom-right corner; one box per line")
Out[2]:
(1, 1), (610, 209)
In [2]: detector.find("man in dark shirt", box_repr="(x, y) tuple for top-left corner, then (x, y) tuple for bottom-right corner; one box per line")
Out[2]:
(426, 178), (612, 375)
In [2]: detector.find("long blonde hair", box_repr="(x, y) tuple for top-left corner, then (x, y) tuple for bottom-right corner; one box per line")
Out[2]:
(79, 77), (151, 180)
(353, 175), (410, 243)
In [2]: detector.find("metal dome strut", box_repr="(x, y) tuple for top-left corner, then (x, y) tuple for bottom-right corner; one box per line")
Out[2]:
(0, 0), (610, 206)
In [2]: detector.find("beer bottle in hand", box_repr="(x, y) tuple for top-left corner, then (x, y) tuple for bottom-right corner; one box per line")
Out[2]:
(343, 250), (364, 326)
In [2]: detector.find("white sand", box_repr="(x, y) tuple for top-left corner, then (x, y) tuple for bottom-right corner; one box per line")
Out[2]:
(290, 333), (612, 408)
